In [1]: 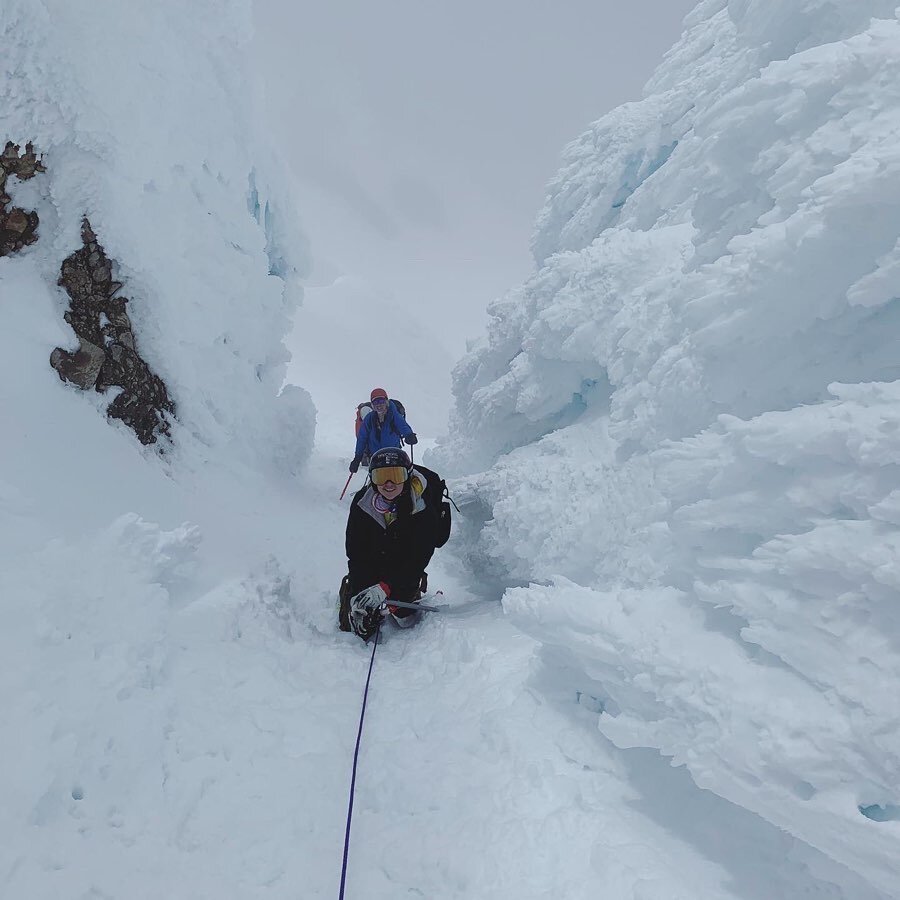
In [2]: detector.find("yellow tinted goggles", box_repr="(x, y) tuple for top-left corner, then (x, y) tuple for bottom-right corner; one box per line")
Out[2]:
(371, 466), (409, 486)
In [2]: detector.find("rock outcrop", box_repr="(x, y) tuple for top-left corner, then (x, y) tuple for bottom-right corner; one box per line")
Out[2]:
(0, 141), (45, 256)
(51, 220), (175, 445)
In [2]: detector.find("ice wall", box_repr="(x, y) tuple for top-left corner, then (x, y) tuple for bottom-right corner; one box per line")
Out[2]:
(438, 2), (900, 893)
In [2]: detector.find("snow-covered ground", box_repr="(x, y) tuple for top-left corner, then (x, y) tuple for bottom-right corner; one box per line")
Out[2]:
(1, 359), (880, 898)
(2, 0), (900, 898)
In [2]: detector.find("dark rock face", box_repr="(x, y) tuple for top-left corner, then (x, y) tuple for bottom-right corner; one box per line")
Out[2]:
(52, 220), (175, 445)
(1, 141), (45, 256)
(2, 143), (174, 447)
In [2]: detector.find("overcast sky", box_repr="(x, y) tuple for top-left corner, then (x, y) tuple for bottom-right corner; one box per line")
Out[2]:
(251, 0), (696, 418)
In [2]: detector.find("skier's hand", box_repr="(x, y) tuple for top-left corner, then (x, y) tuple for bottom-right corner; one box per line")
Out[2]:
(352, 582), (391, 611)
(349, 582), (391, 639)
(349, 457), (361, 473)
(405, 433), (418, 446)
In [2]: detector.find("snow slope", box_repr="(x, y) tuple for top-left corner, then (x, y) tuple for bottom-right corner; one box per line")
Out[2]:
(3, 0), (898, 898)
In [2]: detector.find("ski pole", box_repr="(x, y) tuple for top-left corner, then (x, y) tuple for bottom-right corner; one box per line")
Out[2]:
(339, 473), (353, 500)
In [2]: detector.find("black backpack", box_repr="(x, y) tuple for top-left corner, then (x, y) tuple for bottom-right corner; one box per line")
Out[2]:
(416, 464), (453, 548)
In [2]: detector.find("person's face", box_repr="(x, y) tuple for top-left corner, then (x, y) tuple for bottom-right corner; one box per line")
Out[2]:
(372, 397), (388, 418)
(376, 479), (403, 501)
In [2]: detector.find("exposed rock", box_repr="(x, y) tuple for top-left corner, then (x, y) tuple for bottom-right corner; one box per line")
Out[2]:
(52, 220), (175, 445)
(1, 141), (45, 256)
(50, 341), (106, 390)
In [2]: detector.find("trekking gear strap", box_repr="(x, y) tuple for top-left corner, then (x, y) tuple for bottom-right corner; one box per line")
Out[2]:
(338, 621), (381, 899)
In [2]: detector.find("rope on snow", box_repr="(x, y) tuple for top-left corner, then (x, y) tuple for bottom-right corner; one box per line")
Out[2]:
(338, 620), (381, 898)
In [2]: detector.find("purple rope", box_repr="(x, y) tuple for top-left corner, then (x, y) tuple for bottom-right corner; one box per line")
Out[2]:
(338, 622), (381, 899)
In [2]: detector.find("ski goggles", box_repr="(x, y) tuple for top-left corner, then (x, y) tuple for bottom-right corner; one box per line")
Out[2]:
(371, 397), (388, 407)
(371, 466), (409, 486)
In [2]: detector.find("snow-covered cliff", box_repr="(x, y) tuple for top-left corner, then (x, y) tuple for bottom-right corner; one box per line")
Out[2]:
(1, 0), (313, 472)
(438, 2), (900, 893)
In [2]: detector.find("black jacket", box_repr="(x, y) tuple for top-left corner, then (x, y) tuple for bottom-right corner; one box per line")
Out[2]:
(345, 467), (440, 600)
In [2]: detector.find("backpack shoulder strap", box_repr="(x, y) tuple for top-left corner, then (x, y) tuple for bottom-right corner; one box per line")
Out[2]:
(418, 465), (459, 511)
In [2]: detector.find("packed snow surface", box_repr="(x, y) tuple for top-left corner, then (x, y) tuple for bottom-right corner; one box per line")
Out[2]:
(3, 0), (900, 898)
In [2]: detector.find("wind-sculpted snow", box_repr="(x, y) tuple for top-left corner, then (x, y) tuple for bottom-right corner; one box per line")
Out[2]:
(0, 0), (313, 471)
(438, 2), (900, 895)
(496, 382), (900, 894)
(441, 2), (900, 466)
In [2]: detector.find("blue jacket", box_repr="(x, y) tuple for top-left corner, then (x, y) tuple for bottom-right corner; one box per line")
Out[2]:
(355, 401), (413, 459)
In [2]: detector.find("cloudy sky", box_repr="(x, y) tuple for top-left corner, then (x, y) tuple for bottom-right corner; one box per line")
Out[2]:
(251, 1), (696, 355)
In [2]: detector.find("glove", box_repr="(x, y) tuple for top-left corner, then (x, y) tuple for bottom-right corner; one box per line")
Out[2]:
(349, 582), (391, 640)
(349, 457), (361, 473)
(405, 433), (418, 446)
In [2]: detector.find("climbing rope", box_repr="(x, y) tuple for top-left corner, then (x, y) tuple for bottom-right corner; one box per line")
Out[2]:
(338, 621), (381, 899)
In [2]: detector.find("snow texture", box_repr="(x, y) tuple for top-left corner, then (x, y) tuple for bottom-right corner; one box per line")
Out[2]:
(435, 1), (900, 896)
(1, 0), (314, 475)
(3, 0), (900, 898)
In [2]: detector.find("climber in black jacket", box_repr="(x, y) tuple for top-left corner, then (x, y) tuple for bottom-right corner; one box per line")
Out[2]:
(339, 446), (442, 640)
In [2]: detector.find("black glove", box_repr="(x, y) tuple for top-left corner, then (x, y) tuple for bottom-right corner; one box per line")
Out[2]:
(349, 457), (361, 473)
(405, 433), (418, 446)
